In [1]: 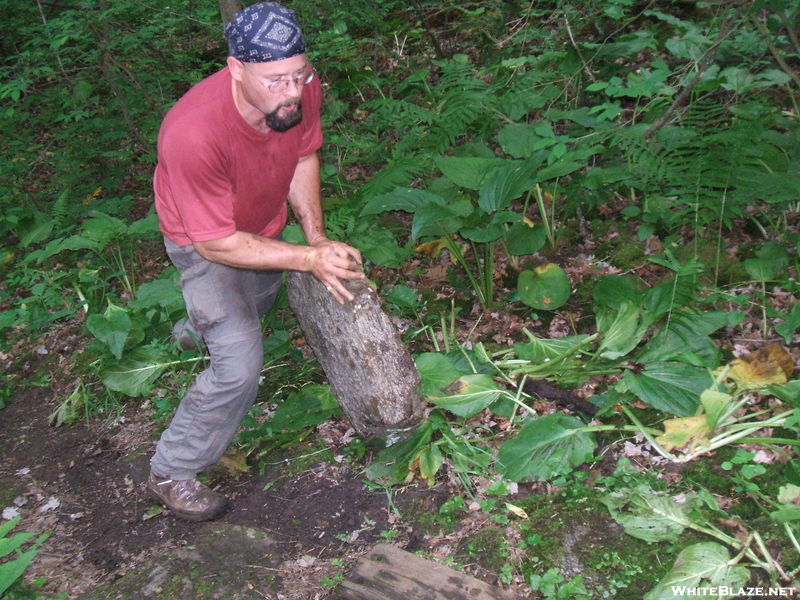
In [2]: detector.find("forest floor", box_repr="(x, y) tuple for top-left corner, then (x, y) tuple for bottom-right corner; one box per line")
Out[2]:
(1, 210), (799, 600)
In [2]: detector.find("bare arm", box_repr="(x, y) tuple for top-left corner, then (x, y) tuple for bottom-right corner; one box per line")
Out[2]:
(287, 152), (326, 246)
(194, 153), (364, 303)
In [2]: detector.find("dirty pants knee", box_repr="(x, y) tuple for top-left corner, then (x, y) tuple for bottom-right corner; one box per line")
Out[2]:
(150, 238), (282, 480)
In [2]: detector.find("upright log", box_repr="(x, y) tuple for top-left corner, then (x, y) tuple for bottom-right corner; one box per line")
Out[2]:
(286, 272), (425, 444)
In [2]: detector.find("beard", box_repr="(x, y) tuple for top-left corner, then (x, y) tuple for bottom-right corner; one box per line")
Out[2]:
(266, 100), (303, 133)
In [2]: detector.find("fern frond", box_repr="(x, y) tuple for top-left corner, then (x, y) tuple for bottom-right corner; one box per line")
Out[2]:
(358, 154), (429, 199)
(50, 189), (69, 231)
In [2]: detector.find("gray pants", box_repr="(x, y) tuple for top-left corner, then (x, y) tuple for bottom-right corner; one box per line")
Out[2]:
(150, 237), (282, 480)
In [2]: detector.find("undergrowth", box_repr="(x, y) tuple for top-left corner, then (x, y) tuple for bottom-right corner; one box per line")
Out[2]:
(1, 0), (799, 597)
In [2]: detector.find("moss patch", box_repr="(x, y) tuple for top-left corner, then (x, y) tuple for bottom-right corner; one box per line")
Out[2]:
(514, 486), (690, 599)
(456, 525), (509, 571)
(82, 524), (281, 600)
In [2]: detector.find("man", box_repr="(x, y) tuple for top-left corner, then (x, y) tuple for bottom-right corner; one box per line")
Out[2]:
(148, 1), (364, 521)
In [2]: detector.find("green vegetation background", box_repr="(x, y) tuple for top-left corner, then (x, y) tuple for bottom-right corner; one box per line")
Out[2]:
(1, 0), (799, 598)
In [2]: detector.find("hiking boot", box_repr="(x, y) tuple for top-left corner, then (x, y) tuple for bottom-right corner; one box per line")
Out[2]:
(145, 473), (228, 522)
(171, 318), (203, 351)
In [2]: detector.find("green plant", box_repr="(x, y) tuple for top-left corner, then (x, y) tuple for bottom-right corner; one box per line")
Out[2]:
(528, 568), (590, 600)
(0, 517), (51, 597)
(319, 572), (344, 587)
(602, 483), (797, 594)
(237, 384), (342, 468)
(359, 110), (597, 308)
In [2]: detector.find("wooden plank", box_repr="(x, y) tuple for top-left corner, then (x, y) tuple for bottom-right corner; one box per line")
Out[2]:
(338, 544), (522, 600)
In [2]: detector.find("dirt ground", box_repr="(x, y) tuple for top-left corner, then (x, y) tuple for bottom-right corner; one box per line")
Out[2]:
(0, 381), (419, 600)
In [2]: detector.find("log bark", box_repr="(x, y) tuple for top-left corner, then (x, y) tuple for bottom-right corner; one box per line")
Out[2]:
(286, 273), (425, 444)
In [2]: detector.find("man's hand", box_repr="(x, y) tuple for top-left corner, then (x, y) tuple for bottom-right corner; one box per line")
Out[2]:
(305, 237), (364, 304)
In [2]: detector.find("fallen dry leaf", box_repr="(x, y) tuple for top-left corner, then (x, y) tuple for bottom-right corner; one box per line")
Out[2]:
(723, 343), (794, 389)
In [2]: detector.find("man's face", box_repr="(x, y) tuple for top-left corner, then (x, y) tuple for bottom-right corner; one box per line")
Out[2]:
(231, 54), (309, 132)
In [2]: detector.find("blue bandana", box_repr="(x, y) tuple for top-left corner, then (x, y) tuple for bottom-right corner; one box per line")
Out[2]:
(224, 2), (306, 63)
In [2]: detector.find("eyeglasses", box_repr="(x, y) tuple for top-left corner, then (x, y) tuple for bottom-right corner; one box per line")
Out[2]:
(243, 63), (316, 94)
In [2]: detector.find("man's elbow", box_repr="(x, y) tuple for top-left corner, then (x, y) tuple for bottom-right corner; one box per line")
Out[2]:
(193, 234), (238, 263)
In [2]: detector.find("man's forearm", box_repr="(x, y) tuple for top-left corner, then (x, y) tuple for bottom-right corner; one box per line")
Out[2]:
(287, 152), (327, 245)
(194, 231), (310, 271)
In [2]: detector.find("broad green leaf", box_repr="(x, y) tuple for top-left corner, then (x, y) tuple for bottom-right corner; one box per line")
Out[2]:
(428, 374), (502, 418)
(351, 227), (412, 267)
(433, 156), (506, 190)
(622, 361), (711, 416)
(366, 420), (434, 485)
(86, 301), (132, 360)
(270, 385), (340, 430)
(765, 379), (800, 407)
(596, 302), (647, 360)
(127, 211), (160, 236)
(0, 532), (35, 560)
(700, 389), (733, 432)
(593, 275), (645, 310)
(385, 284), (421, 309)
(0, 311), (19, 331)
(25, 235), (99, 264)
(775, 302), (800, 345)
(459, 210), (518, 243)
(771, 504), (800, 523)
(744, 230), (791, 282)
(777, 484), (800, 505)
(581, 165), (632, 190)
(99, 347), (171, 396)
(602, 484), (700, 543)
(546, 107), (606, 129)
(128, 278), (185, 313)
(0, 519), (49, 596)
(15, 210), (54, 248)
(518, 264), (571, 310)
(496, 413), (596, 482)
(410, 202), (464, 241)
(504, 221), (546, 256)
(536, 160), (583, 182)
(745, 257), (778, 281)
(513, 333), (591, 362)
(477, 162), (537, 213)
(0, 517), (22, 540)
(415, 353), (463, 397)
(644, 543), (749, 600)
(360, 187), (449, 216)
(0, 548), (38, 596)
(83, 211), (127, 238)
(636, 312), (730, 366)
(497, 123), (541, 159)
(360, 187), (471, 241)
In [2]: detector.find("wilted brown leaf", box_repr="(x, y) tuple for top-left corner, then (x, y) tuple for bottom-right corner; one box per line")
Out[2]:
(723, 343), (794, 389)
(655, 415), (711, 452)
(415, 237), (450, 257)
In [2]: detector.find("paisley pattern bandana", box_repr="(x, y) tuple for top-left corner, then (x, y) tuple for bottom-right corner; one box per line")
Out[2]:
(224, 2), (306, 63)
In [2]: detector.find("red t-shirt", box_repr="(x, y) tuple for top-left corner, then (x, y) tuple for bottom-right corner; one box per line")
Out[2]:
(154, 67), (323, 245)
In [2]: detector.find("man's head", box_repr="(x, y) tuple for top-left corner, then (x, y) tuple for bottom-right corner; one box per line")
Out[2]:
(225, 2), (310, 132)
(224, 2), (305, 64)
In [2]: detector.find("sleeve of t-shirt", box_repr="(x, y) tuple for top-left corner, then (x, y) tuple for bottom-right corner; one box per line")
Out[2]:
(159, 121), (238, 243)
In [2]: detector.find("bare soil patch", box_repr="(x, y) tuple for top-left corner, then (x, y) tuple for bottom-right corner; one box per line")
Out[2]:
(0, 383), (404, 599)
